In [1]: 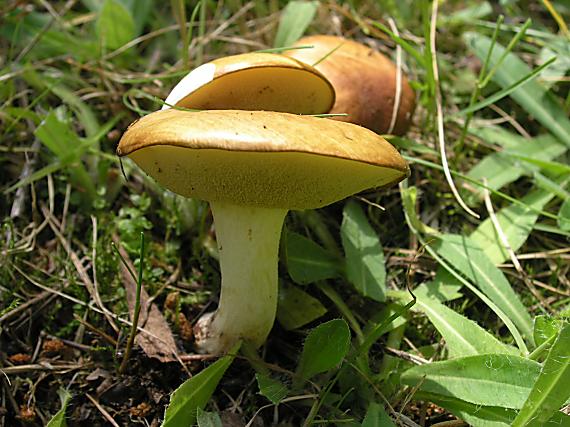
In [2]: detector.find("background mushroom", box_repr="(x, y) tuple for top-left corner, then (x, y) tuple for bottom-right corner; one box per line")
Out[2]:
(284, 35), (416, 135)
(162, 52), (334, 114)
(117, 109), (409, 354)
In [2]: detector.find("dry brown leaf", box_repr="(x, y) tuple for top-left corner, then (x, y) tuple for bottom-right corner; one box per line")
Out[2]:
(116, 239), (178, 363)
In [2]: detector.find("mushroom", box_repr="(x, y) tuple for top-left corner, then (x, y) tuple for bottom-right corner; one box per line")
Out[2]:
(117, 109), (409, 354)
(162, 52), (334, 114)
(284, 35), (416, 135)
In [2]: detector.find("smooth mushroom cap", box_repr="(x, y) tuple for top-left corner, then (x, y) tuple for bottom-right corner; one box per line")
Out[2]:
(163, 52), (335, 115)
(117, 109), (409, 210)
(284, 35), (416, 135)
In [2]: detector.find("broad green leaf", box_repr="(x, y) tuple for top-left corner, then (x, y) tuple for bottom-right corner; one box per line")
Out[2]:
(471, 187), (556, 264)
(274, 1), (318, 48)
(417, 391), (518, 427)
(297, 319), (351, 381)
(433, 234), (533, 342)
(196, 409), (222, 427)
(361, 402), (395, 427)
(513, 324), (570, 426)
(412, 271), (463, 302)
(534, 315), (564, 347)
(401, 354), (541, 409)
(35, 111), (79, 158)
(341, 201), (387, 302)
(96, 0), (135, 50)
(162, 345), (239, 427)
(559, 197), (570, 232)
(34, 112), (96, 203)
(415, 296), (518, 359)
(464, 131), (566, 206)
(276, 283), (327, 330)
(256, 373), (289, 405)
(465, 33), (570, 148)
(46, 389), (71, 427)
(285, 231), (339, 284)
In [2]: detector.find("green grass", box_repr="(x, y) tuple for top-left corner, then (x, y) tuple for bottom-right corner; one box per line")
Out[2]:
(1, 1), (569, 426)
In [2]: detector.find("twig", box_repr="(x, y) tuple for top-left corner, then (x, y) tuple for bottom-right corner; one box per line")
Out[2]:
(85, 394), (120, 427)
(482, 181), (550, 310)
(41, 205), (119, 332)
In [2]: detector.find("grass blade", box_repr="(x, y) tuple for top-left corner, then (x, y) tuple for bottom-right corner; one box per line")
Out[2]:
(465, 33), (570, 148)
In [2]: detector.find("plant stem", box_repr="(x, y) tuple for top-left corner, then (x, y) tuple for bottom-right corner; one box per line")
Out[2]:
(119, 232), (145, 374)
(194, 202), (287, 354)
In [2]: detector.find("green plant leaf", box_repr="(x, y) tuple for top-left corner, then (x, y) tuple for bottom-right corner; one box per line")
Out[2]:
(534, 315), (564, 347)
(196, 409), (222, 427)
(401, 354), (542, 409)
(273, 1), (318, 48)
(463, 130), (566, 206)
(341, 201), (387, 302)
(415, 295), (518, 358)
(471, 187), (557, 264)
(255, 373), (289, 405)
(361, 402), (395, 427)
(276, 282), (327, 330)
(297, 319), (351, 381)
(416, 391), (518, 427)
(433, 234), (533, 342)
(96, 0), (135, 50)
(285, 231), (339, 284)
(559, 197), (570, 232)
(162, 344), (239, 427)
(465, 33), (570, 148)
(46, 389), (71, 427)
(513, 323), (570, 426)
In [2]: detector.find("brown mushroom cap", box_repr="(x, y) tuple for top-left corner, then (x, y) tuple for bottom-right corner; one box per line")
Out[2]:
(284, 35), (416, 135)
(163, 52), (335, 115)
(118, 109), (409, 210)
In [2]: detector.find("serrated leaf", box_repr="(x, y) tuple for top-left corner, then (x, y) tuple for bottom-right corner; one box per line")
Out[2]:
(341, 201), (387, 302)
(162, 345), (238, 427)
(196, 409), (222, 427)
(513, 323), (570, 426)
(433, 234), (533, 342)
(361, 402), (395, 427)
(401, 354), (541, 409)
(285, 231), (339, 284)
(415, 295), (518, 359)
(256, 373), (289, 404)
(276, 283), (327, 330)
(96, 0), (135, 50)
(297, 319), (351, 381)
(274, 1), (318, 48)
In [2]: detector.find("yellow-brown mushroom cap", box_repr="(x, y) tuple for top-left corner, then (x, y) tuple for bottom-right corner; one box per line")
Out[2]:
(118, 109), (409, 210)
(285, 35), (416, 135)
(163, 52), (335, 115)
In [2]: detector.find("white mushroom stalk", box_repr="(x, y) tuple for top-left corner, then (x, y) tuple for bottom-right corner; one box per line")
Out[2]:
(194, 202), (286, 354)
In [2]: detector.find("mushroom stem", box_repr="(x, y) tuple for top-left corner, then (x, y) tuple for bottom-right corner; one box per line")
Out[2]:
(194, 201), (287, 354)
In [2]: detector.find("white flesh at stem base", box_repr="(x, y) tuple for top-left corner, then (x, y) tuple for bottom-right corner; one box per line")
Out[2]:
(194, 201), (287, 354)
